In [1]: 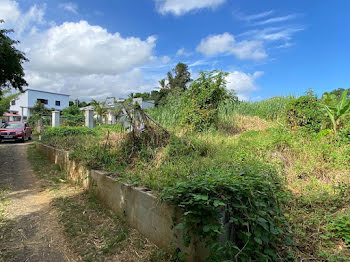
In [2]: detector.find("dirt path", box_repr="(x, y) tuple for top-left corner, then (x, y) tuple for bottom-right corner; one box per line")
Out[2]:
(0, 142), (78, 262)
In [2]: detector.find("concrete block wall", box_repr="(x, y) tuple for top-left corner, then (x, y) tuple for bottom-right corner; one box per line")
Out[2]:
(35, 143), (208, 261)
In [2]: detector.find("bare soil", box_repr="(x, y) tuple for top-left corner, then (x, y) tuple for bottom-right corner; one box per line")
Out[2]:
(0, 142), (78, 262)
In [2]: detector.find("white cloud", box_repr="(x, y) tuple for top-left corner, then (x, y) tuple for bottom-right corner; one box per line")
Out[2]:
(238, 26), (303, 50)
(196, 33), (267, 60)
(176, 47), (192, 57)
(0, 0), (45, 35)
(188, 59), (212, 67)
(155, 0), (226, 16)
(176, 48), (185, 56)
(24, 68), (156, 100)
(234, 10), (274, 22)
(59, 2), (78, 14)
(161, 55), (171, 64)
(19, 20), (160, 99)
(226, 71), (263, 101)
(253, 14), (297, 26)
(235, 10), (298, 26)
(24, 21), (156, 75)
(0, 0), (162, 100)
(240, 27), (304, 41)
(0, 0), (20, 24)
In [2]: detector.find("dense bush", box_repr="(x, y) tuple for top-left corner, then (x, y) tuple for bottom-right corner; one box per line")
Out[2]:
(162, 166), (287, 261)
(285, 95), (324, 132)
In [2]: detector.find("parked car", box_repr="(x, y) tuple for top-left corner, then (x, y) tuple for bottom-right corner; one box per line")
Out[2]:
(0, 122), (32, 143)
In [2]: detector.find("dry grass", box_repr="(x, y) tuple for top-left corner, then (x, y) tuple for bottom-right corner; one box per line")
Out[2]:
(234, 114), (274, 132)
(219, 114), (274, 135)
(53, 192), (169, 262)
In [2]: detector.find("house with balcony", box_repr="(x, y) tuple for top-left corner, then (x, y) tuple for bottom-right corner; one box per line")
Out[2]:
(9, 89), (70, 120)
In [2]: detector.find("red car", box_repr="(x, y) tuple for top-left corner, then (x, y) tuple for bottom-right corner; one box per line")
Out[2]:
(0, 122), (32, 143)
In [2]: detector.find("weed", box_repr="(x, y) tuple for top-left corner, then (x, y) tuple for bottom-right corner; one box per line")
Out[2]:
(329, 209), (350, 246)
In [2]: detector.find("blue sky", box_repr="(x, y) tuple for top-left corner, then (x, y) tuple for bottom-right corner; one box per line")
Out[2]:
(1, 0), (349, 101)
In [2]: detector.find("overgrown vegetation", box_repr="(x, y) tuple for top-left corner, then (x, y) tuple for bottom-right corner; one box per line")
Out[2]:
(28, 144), (169, 262)
(61, 105), (85, 126)
(40, 69), (350, 261)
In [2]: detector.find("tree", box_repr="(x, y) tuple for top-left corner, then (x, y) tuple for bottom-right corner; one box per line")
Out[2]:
(32, 101), (50, 115)
(0, 20), (28, 95)
(167, 62), (192, 91)
(159, 79), (167, 89)
(0, 90), (19, 116)
(69, 99), (89, 107)
(91, 99), (107, 123)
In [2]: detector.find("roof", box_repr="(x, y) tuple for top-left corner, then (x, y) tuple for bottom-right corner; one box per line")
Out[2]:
(3, 112), (21, 117)
(24, 88), (70, 97)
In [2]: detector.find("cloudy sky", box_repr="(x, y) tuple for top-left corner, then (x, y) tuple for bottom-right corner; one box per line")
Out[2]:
(1, 0), (349, 101)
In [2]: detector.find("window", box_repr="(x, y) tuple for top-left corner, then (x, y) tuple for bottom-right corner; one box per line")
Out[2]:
(37, 99), (48, 105)
(11, 100), (15, 105)
(55, 101), (61, 106)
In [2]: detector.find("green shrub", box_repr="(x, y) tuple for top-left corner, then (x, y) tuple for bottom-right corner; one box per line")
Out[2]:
(43, 126), (96, 137)
(285, 95), (324, 132)
(61, 105), (85, 126)
(162, 167), (287, 261)
(164, 136), (209, 159)
(69, 143), (126, 171)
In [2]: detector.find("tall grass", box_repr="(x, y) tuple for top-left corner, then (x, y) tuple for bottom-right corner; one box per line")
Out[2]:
(221, 96), (295, 121)
(147, 90), (183, 128)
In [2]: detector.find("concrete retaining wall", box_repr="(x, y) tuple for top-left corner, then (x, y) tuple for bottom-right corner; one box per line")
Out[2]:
(36, 143), (207, 261)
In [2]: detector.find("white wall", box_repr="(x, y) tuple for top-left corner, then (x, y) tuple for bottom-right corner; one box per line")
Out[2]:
(9, 89), (69, 117)
(9, 91), (29, 116)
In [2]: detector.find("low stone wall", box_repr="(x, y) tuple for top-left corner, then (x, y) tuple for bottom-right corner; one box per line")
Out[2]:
(35, 143), (207, 261)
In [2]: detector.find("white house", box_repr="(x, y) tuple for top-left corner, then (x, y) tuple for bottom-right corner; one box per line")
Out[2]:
(132, 98), (155, 109)
(9, 89), (70, 120)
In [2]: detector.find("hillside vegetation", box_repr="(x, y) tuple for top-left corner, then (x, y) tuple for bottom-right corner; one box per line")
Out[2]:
(41, 71), (350, 261)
